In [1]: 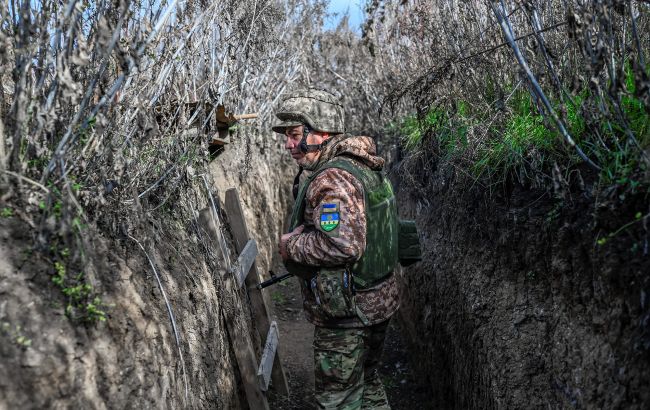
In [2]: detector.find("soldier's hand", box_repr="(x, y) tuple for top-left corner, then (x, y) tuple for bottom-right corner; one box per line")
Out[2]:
(279, 225), (305, 261)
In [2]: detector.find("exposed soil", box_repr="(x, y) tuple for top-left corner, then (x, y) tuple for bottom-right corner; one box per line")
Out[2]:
(0, 214), (241, 409)
(268, 275), (315, 409)
(0, 130), (297, 410)
(391, 154), (650, 409)
(267, 264), (433, 409)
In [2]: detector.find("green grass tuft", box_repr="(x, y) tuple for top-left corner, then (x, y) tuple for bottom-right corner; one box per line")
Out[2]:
(396, 77), (649, 190)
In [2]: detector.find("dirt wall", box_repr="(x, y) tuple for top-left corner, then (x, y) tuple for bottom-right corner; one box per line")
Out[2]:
(392, 156), (650, 409)
(0, 130), (294, 409)
(0, 216), (240, 409)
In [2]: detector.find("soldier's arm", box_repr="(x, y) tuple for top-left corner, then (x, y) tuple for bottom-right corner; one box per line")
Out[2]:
(285, 168), (366, 266)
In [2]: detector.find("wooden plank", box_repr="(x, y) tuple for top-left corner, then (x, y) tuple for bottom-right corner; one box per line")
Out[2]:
(210, 131), (230, 145)
(210, 138), (229, 146)
(234, 239), (258, 288)
(215, 128), (230, 143)
(223, 308), (269, 410)
(200, 223), (269, 410)
(225, 188), (290, 397)
(257, 321), (279, 391)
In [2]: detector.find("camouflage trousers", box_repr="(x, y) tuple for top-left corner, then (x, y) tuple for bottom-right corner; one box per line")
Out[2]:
(313, 321), (391, 409)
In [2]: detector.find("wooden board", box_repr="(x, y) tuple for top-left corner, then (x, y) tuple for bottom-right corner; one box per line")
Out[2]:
(222, 308), (269, 410)
(210, 133), (230, 146)
(234, 239), (258, 288)
(225, 188), (290, 396)
(200, 209), (269, 410)
(257, 321), (279, 391)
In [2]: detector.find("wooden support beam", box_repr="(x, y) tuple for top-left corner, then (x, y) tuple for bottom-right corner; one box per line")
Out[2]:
(225, 188), (290, 397)
(257, 321), (279, 391)
(199, 208), (269, 409)
(234, 239), (258, 288)
(211, 128), (231, 145)
(222, 309), (269, 410)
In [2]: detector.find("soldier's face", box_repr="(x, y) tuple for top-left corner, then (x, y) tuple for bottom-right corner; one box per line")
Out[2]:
(284, 126), (305, 162)
(284, 125), (323, 166)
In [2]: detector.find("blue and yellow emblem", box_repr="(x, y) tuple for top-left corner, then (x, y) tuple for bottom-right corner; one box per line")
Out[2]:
(320, 203), (340, 232)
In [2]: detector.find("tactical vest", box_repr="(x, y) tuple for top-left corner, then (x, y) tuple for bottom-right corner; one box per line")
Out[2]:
(289, 156), (399, 288)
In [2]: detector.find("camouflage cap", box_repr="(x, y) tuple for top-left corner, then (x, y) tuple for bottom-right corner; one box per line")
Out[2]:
(272, 88), (345, 134)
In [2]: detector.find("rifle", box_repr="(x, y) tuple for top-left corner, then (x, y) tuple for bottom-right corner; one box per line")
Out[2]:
(257, 271), (293, 290)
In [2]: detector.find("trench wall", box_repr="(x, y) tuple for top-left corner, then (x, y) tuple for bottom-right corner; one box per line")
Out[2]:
(392, 157), (650, 409)
(0, 216), (242, 409)
(0, 131), (294, 409)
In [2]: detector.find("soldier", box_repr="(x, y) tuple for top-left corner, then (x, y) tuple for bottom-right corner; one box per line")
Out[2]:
(273, 88), (400, 409)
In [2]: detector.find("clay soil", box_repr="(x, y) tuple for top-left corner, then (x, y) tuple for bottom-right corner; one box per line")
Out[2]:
(267, 267), (433, 409)
(0, 213), (242, 409)
(392, 155), (650, 409)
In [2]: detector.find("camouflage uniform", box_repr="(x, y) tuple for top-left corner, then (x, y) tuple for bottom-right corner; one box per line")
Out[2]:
(285, 135), (399, 409)
(314, 322), (390, 409)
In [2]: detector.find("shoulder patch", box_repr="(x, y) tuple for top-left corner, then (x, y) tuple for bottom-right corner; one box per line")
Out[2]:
(319, 202), (340, 235)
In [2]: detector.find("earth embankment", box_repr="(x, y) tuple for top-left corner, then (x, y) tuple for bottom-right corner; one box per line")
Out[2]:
(0, 131), (294, 409)
(391, 154), (650, 409)
(0, 215), (241, 408)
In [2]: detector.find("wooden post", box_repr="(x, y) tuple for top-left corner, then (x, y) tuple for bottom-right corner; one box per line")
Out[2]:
(222, 308), (270, 410)
(199, 207), (270, 410)
(225, 188), (290, 396)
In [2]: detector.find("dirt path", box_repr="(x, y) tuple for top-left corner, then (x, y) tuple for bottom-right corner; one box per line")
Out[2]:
(267, 272), (433, 409)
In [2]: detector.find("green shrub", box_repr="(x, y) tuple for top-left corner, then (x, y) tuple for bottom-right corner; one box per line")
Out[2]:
(400, 104), (469, 156)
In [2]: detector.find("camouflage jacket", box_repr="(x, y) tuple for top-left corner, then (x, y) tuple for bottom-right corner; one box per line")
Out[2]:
(285, 135), (400, 328)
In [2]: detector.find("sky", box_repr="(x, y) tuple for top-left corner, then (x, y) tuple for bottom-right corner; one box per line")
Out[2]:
(323, 0), (365, 33)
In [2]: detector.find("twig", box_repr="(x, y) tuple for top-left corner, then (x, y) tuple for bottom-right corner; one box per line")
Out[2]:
(491, 1), (601, 171)
(128, 234), (189, 405)
(2, 170), (51, 193)
(199, 174), (233, 273)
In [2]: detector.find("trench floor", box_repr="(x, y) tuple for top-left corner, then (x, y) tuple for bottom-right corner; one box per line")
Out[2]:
(267, 273), (433, 409)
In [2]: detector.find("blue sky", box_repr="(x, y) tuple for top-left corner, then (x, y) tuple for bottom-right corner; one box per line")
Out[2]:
(324, 0), (365, 33)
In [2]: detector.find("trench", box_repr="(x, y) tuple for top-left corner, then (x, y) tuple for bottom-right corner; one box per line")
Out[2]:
(265, 274), (433, 410)
(1, 130), (648, 410)
(1, 0), (649, 409)
(212, 134), (436, 409)
(244, 137), (650, 409)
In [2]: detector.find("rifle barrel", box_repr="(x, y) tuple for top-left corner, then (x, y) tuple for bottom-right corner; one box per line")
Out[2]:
(257, 272), (293, 290)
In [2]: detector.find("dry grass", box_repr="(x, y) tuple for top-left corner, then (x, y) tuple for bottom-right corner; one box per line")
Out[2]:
(0, 0), (327, 322)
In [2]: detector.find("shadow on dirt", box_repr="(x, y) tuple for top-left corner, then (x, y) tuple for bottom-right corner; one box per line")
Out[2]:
(267, 272), (434, 409)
